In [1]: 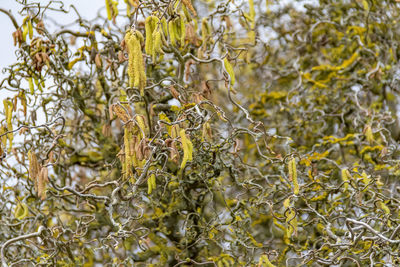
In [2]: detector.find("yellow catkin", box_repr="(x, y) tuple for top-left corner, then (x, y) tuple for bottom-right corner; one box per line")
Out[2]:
(125, 30), (136, 87)
(152, 28), (162, 61)
(168, 20), (177, 46)
(124, 0), (131, 16)
(292, 158), (299, 195)
(105, 0), (112, 20)
(135, 115), (146, 137)
(161, 17), (168, 36)
(135, 30), (144, 43)
(113, 104), (130, 123)
(133, 33), (145, 93)
(125, 30), (146, 95)
(139, 63), (146, 96)
(145, 16), (162, 62)
(28, 77), (34, 94)
(145, 16), (155, 56)
(147, 173), (156, 194)
(22, 23), (28, 42)
(105, 0), (118, 20)
(223, 58), (235, 85)
(28, 19), (33, 39)
(133, 39), (141, 88)
(249, 0), (255, 28)
(341, 168), (350, 191)
(179, 129), (193, 170)
(111, 0), (118, 18)
(179, 14), (186, 46)
(365, 125), (374, 143)
(288, 157), (299, 195)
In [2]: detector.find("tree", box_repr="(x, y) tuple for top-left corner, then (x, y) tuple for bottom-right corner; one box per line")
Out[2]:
(1, 0), (400, 265)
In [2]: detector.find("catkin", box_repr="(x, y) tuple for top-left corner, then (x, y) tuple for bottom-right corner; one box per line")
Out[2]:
(288, 157), (299, 195)
(152, 29), (162, 61)
(341, 168), (350, 191)
(147, 173), (156, 194)
(145, 16), (155, 56)
(179, 15), (186, 46)
(22, 23), (28, 42)
(125, 30), (136, 87)
(28, 150), (40, 182)
(38, 166), (48, 200)
(168, 20), (177, 46)
(145, 16), (163, 62)
(113, 104), (130, 123)
(134, 31), (146, 94)
(179, 129), (193, 170)
(28, 18), (33, 39)
(133, 38), (142, 88)
(105, 0), (112, 20)
(365, 125), (374, 143)
(124, 128), (133, 179)
(125, 29), (146, 95)
(161, 17), (168, 36)
(223, 58), (235, 85)
(135, 115), (146, 137)
(182, 0), (197, 16)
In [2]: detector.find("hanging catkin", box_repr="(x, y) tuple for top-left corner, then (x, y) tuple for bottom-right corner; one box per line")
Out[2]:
(223, 58), (235, 85)
(145, 16), (156, 56)
(38, 166), (48, 200)
(28, 150), (40, 193)
(168, 20), (177, 47)
(145, 16), (164, 62)
(112, 104), (131, 123)
(152, 28), (162, 61)
(125, 29), (146, 95)
(179, 14), (186, 46)
(288, 157), (299, 195)
(180, 129), (193, 170)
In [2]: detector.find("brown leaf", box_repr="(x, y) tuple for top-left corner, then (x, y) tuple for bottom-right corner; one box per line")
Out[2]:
(170, 86), (180, 101)
(95, 53), (102, 68)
